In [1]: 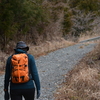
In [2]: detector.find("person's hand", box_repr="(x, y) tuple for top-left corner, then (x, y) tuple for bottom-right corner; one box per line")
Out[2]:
(37, 90), (41, 99)
(4, 91), (9, 100)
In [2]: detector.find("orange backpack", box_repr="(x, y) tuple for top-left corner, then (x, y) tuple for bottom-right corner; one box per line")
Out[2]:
(11, 53), (30, 83)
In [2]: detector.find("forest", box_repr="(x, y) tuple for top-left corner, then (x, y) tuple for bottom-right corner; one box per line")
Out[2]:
(0, 0), (100, 52)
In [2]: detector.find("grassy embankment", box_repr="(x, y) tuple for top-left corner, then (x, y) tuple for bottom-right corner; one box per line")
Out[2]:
(54, 40), (100, 100)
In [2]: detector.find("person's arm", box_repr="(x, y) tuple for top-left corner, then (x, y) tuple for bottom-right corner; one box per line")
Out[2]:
(29, 55), (41, 91)
(4, 56), (11, 91)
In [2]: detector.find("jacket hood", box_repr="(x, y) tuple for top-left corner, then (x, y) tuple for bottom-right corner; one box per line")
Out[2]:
(14, 49), (27, 53)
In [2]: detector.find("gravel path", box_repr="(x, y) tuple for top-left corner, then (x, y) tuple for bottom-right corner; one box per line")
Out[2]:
(0, 42), (96, 100)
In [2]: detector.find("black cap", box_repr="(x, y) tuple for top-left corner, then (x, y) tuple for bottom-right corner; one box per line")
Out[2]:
(15, 41), (29, 51)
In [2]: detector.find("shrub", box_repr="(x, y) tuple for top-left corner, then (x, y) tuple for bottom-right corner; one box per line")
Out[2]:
(71, 10), (96, 37)
(70, 0), (100, 14)
(0, 0), (49, 50)
(62, 7), (73, 36)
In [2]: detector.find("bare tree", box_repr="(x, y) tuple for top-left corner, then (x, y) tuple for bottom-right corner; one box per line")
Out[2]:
(71, 9), (98, 36)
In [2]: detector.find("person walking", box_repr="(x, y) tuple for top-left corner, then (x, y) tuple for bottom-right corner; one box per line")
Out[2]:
(4, 41), (41, 100)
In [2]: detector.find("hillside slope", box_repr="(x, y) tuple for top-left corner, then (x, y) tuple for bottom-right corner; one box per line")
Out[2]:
(55, 41), (100, 100)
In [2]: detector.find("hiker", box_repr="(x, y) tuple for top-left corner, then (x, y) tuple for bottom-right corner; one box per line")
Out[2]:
(4, 41), (41, 100)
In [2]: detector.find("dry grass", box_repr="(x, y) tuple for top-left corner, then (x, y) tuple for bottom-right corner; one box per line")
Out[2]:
(0, 51), (8, 71)
(54, 42), (100, 100)
(29, 38), (75, 58)
(78, 31), (100, 42)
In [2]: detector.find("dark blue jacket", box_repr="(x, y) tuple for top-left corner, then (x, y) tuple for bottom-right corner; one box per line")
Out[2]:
(4, 49), (40, 91)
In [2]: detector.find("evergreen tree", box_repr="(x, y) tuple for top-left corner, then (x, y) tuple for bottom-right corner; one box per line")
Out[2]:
(0, 0), (47, 50)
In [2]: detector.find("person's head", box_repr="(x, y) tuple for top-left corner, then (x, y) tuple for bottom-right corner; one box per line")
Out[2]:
(15, 41), (29, 52)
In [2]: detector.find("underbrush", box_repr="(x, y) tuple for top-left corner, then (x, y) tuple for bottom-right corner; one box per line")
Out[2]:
(54, 41), (100, 100)
(78, 31), (100, 42)
(0, 51), (8, 71)
(29, 38), (75, 58)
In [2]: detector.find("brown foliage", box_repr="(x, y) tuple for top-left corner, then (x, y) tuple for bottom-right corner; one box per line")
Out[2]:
(55, 42), (100, 100)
